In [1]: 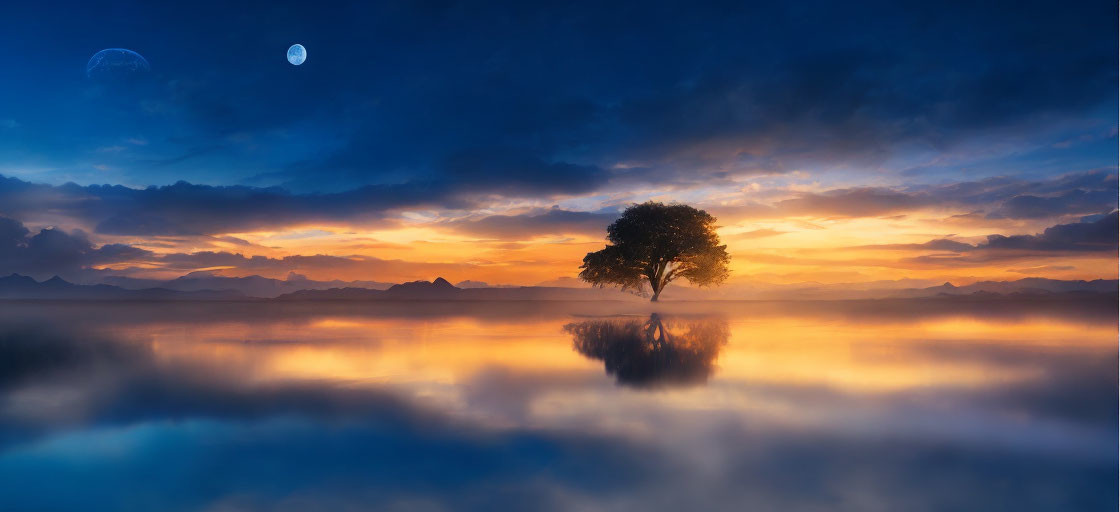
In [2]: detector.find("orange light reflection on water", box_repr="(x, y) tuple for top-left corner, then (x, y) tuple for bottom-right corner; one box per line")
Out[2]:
(132, 311), (1115, 397)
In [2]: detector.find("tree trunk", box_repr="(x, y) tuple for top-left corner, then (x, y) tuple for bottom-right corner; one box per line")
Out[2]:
(650, 261), (666, 302)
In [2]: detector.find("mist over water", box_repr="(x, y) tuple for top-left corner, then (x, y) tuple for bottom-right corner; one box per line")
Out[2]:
(0, 298), (1115, 511)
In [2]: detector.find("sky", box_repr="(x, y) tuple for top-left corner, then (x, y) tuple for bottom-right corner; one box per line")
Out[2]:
(0, 0), (1116, 288)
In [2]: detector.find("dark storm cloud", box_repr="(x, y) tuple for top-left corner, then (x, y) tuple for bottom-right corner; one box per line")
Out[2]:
(0, 216), (152, 278)
(444, 208), (618, 239)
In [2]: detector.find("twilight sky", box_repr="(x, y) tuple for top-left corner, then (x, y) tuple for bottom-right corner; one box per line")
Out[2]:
(0, 1), (1116, 287)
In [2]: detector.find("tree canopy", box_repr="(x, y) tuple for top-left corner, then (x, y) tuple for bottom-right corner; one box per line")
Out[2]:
(578, 202), (729, 301)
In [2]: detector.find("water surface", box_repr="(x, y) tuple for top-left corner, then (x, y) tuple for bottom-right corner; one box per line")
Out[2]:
(0, 298), (1115, 511)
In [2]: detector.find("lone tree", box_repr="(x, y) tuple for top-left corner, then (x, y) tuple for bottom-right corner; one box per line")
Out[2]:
(579, 202), (730, 301)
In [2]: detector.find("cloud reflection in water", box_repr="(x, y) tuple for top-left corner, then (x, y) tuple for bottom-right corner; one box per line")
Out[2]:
(0, 299), (1114, 511)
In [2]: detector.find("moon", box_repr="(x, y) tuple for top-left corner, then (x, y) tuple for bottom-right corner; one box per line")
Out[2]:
(287, 44), (306, 66)
(86, 48), (150, 78)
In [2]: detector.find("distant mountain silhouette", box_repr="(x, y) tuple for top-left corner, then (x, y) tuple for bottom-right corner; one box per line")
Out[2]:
(455, 280), (518, 289)
(2, 273), (1113, 302)
(889, 278), (1118, 299)
(274, 276), (1117, 302)
(390, 277), (456, 291)
(275, 277), (640, 301)
(103, 271), (392, 298)
(0, 274), (245, 300)
(660, 277), (1118, 300)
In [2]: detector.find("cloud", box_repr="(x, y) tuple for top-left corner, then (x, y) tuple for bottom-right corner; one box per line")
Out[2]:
(0, 213), (582, 284)
(928, 170), (1118, 218)
(785, 213), (1118, 270)
(597, 4), (1117, 181)
(0, 216), (153, 279)
(979, 212), (1118, 252)
(444, 208), (618, 239)
(0, 214), (470, 282)
(901, 212), (1118, 266)
(774, 188), (933, 218)
(437, 149), (612, 198)
(151, 251), (479, 281)
(0, 153), (1111, 244)
(863, 213), (1117, 255)
(717, 170), (1117, 221)
(987, 188), (1119, 219)
(855, 239), (977, 252)
(0, 175), (451, 236)
(1007, 265), (1076, 274)
(729, 228), (787, 240)
(0, 167), (618, 236)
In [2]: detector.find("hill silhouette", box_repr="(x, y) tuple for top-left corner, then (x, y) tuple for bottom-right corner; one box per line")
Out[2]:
(0, 273), (1113, 302)
(0, 274), (245, 300)
(103, 271), (392, 298)
(275, 277), (639, 301)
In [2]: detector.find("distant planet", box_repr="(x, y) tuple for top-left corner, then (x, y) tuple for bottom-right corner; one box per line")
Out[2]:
(287, 44), (306, 65)
(86, 48), (150, 78)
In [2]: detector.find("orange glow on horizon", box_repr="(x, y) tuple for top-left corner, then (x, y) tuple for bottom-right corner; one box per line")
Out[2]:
(84, 205), (1118, 286)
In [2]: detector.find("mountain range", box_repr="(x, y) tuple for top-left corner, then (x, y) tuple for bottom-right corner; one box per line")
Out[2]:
(102, 271), (393, 298)
(0, 274), (245, 300)
(889, 278), (1119, 298)
(658, 277), (1120, 301)
(275, 277), (640, 301)
(0, 273), (1114, 302)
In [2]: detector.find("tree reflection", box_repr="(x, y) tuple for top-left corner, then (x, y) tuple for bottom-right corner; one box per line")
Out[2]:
(565, 314), (729, 388)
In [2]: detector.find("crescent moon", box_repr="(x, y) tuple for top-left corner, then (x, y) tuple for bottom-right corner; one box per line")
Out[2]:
(86, 48), (150, 78)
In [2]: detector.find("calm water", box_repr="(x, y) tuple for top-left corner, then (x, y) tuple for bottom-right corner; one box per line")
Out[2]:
(0, 299), (1115, 511)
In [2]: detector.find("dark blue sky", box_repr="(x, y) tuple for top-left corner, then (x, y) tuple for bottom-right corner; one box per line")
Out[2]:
(1, 0), (1115, 193)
